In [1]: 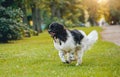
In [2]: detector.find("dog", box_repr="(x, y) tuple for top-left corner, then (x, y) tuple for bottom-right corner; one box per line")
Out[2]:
(48, 22), (98, 66)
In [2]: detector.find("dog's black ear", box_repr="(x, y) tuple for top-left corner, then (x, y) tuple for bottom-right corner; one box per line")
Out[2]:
(51, 22), (64, 28)
(49, 22), (65, 32)
(56, 23), (64, 31)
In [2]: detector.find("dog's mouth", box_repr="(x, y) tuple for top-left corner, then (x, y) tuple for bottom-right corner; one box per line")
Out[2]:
(49, 32), (56, 37)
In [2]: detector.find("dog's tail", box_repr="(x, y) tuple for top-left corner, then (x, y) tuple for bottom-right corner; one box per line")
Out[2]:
(84, 30), (98, 51)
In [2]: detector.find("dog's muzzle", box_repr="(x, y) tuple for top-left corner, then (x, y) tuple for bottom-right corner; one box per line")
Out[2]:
(48, 30), (56, 37)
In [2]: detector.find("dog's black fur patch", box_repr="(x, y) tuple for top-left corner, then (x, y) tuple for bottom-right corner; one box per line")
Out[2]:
(70, 29), (84, 44)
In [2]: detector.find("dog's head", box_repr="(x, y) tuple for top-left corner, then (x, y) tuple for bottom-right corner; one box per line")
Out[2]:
(48, 22), (65, 37)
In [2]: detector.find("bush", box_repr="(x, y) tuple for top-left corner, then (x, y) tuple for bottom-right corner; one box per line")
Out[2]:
(0, 6), (27, 43)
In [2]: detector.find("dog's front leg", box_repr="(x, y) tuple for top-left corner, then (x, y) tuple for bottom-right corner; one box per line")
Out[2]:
(58, 51), (66, 63)
(66, 52), (71, 63)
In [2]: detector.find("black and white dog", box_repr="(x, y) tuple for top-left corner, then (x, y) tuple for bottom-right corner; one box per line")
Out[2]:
(48, 22), (98, 66)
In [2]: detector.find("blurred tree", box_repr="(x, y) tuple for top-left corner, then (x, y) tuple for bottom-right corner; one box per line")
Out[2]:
(47, 0), (84, 27)
(108, 0), (120, 24)
(1, 0), (29, 25)
(63, 0), (84, 24)
(97, 1), (109, 23)
(2, 0), (42, 33)
(0, 6), (27, 43)
(14, 0), (29, 25)
(49, 0), (62, 18)
(30, 0), (42, 33)
(82, 0), (98, 26)
(1, 0), (14, 8)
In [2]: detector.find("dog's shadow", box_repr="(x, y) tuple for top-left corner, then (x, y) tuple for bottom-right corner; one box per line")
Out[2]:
(58, 61), (95, 68)
(59, 62), (84, 67)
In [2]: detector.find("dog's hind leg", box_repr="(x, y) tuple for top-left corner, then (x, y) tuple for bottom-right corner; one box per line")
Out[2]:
(66, 52), (71, 63)
(76, 45), (86, 66)
(76, 50), (84, 66)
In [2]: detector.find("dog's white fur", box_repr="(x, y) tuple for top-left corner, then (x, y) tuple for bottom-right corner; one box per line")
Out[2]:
(53, 30), (98, 66)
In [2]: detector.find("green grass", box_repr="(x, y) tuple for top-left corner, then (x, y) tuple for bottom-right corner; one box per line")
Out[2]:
(0, 27), (120, 77)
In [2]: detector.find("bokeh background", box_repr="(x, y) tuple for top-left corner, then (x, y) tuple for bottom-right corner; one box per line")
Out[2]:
(0, 0), (120, 42)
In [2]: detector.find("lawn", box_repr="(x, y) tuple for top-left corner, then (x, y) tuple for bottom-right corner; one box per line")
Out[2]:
(0, 27), (120, 77)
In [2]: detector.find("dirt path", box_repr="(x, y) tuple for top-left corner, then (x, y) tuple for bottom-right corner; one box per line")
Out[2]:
(101, 25), (120, 46)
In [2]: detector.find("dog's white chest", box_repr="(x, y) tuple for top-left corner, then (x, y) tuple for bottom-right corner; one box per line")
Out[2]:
(54, 36), (76, 52)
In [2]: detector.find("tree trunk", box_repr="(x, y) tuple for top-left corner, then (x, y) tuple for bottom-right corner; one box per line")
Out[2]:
(17, 1), (29, 26)
(50, 1), (56, 17)
(56, 9), (62, 18)
(22, 5), (29, 25)
(31, 3), (42, 33)
(36, 8), (42, 33)
(50, 1), (63, 19)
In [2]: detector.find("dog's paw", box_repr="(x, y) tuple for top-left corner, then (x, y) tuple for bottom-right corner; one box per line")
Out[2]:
(76, 62), (82, 66)
(66, 60), (70, 64)
(63, 60), (70, 64)
(76, 63), (80, 66)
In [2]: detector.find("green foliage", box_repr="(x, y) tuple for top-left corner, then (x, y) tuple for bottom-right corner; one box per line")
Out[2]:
(82, 0), (99, 25)
(0, 6), (27, 43)
(0, 0), (5, 4)
(108, 0), (120, 24)
(0, 27), (120, 77)
(38, 0), (85, 28)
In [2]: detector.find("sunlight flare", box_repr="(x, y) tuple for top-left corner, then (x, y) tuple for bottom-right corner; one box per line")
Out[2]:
(97, 0), (108, 4)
